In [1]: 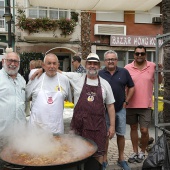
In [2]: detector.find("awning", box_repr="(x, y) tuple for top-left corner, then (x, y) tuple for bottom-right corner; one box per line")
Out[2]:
(28, 0), (161, 11)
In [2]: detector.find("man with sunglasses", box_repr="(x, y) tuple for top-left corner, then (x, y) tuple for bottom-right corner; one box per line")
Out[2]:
(0, 52), (27, 169)
(125, 45), (163, 164)
(99, 50), (134, 170)
(72, 55), (86, 73)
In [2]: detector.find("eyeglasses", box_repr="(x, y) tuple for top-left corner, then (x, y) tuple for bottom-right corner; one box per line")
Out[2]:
(4, 59), (20, 64)
(135, 52), (146, 56)
(105, 58), (118, 62)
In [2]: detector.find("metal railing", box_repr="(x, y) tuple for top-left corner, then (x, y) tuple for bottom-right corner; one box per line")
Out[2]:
(155, 33), (170, 141)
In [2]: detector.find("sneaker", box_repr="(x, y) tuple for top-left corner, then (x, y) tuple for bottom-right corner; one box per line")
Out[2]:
(136, 151), (145, 163)
(148, 137), (154, 145)
(102, 161), (108, 170)
(117, 160), (131, 170)
(128, 152), (138, 163)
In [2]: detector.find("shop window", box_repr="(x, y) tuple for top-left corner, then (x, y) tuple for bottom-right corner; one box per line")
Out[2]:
(97, 50), (126, 67)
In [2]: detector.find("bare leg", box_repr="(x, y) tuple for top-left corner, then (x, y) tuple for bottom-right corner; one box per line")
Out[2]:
(117, 134), (125, 161)
(103, 137), (109, 163)
(140, 127), (149, 153)
(130, 124), (139, 153)
(95, 155), (104, 164)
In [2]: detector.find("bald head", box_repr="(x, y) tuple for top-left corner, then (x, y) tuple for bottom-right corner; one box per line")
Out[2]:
(43, 53), (59, 77)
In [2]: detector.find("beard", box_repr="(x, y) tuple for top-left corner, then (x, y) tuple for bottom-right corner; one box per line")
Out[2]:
(3, 62), (20, 76)
(86, 68), (99, 78)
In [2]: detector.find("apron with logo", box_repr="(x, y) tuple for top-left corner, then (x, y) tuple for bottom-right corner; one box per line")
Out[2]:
(71, 76), (107, 156)
(29, 74), (64, 134)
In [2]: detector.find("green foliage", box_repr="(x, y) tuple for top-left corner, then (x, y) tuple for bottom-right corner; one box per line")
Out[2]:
(58, 18), (76, 37)
(19, 52), (44, 76)
(71, 12), (79, 22)
(16, 9), (76, 36)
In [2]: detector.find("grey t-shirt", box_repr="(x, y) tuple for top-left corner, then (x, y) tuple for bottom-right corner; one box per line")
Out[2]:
(26, 72), (72, 108)
(62, 72), (115, 105)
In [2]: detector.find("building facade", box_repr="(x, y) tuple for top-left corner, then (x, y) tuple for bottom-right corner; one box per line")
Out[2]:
(90, 2), (163, 68)
(0, 0), (163, 70)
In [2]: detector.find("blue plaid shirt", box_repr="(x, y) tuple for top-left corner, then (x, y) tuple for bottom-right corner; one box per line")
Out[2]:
(75, 64), (86, 73)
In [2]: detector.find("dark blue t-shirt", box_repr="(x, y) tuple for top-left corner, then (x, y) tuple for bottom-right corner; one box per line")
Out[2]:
(99, 67), (134, 112)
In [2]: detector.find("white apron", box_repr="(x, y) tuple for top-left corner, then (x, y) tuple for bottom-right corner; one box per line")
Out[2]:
(29, 74), (64, 134)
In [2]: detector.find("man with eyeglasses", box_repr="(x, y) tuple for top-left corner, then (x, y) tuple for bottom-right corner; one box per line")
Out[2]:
(99, 50), (134, 170)
(0, 52), (26, 169)
(125, 45), (163, 164)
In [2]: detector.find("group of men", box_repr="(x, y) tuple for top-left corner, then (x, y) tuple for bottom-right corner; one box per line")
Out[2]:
(0, 45), (163, 170)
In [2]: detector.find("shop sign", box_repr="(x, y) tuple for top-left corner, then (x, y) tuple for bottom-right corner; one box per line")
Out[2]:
(110, 35), (163, 47)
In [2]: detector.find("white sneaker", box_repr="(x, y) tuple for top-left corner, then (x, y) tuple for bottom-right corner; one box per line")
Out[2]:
(136, 151), (145, 163)
(128, 152), (138, 163)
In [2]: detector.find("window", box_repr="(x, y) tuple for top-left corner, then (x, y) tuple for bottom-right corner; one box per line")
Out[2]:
(96, 11), (124, 22)
(135, 6), (161, 24)
(0, 1), (4, 17)
(49, 8), (58, 19)
(97, 50), (126, 67)
(0, 48), (4, 55)
(28, 7), (70, 19)
(29, 7), (47, 18)
(0, 1), (5, 30)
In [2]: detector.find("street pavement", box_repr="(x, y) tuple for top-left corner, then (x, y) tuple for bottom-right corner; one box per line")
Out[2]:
(63, 108), (163, 170)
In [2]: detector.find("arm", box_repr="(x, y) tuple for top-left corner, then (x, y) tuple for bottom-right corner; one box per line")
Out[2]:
(66, 79), (72, 102)
(123, 86), (135, 108)
(30, 68), (43, 80)
(25, 80), (34, 102)
(106, 103), (115, 139)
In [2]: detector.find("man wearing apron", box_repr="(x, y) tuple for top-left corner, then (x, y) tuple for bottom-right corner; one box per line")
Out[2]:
(62, 53), (116, 170)
(26, 53), (72, 134)
(29, 53), (115, 170)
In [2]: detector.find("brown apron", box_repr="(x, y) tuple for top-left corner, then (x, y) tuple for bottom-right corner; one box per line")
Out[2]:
(71, 76), (107, 156)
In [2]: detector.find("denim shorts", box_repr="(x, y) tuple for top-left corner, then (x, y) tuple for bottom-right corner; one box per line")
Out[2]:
(106, 108), (126, 136)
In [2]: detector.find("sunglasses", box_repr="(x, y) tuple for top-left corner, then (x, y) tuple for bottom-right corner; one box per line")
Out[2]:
(135, 52), (146, 56)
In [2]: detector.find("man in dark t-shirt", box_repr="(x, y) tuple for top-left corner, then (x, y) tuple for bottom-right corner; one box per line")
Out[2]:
(99, 50), (134, 170)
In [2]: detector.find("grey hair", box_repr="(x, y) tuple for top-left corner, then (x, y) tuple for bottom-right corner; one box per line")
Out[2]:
(44, 53), (58, 63)
(3, 52), (20, 60)
(104, 50), (118, 59)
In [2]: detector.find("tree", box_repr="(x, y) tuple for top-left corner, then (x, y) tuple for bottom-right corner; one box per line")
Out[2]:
(162, 0), (170, 130)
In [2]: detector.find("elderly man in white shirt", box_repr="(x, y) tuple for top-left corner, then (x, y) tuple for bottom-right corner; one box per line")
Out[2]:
(0, 52), (26, 169)
(26, 53), (72, 134)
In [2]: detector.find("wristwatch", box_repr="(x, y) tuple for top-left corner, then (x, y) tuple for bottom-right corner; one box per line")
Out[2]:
(125, 101), (129, 105)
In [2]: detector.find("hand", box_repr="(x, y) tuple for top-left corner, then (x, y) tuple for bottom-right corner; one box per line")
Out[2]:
(123, 102), (126, 108)
(107, 125), (115, 139)
(30, 68), (43, 80)
(158, 63), (163, 70)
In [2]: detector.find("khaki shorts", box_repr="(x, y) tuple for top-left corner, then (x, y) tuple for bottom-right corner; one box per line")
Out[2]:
(126, 108), (152, 128)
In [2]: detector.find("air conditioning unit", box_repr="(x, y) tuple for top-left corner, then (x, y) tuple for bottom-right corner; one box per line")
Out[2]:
(94, 24), (126, 36)
(152, 17), (162, 24)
